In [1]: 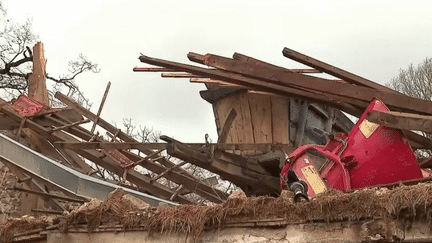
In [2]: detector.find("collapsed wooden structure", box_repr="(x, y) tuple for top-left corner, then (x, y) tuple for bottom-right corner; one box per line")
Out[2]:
(2, 44), (432, 219)
(133, 47), (432, 196)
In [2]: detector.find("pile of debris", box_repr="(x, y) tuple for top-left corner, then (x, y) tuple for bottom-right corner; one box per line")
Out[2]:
(3, 184), (432, 242)
(2, 43), (432, 242)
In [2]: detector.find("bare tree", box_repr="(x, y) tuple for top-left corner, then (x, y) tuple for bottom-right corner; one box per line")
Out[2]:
(0, 2), (98, 107)
(387, 57), (432, 158)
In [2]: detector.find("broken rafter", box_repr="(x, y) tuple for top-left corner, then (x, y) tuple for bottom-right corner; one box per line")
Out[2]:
(139, 54), (364, 116)
(200, 53), (432, 116)
(133, 67), (175, 72)
(91, 81), (111, 134)
(54, 141), (167, 150)
(161, 135), (280, 195)
(282, 47), (398, 93)
(367, 110), (432, 134)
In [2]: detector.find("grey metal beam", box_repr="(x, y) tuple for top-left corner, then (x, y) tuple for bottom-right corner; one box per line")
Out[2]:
(0, 133), (177, 206)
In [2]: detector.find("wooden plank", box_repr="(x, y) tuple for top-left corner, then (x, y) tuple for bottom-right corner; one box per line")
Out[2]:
(270, 96), (290, 144)
(53, 141), (167, 150)
(202, 53), (432, 116)
(290, 69), (322, 74)
(28, 42), (49, 105)
(282, 47), (398, 93)
(133, 67), (174, 72)
(238, 92), (256, 155)
(91, 81), (111, 133)
(139, 54), (365, 117)
(367, 110), (432, 133)
(248, 93), (272, 143)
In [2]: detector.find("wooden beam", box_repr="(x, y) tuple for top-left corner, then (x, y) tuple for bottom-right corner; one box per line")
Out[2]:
(290, 69), (322, 74)
(54, 141), (168, 150)
(161, 135), (280, 195)
(367, 110), (432, 133)
(28, 42), (49, 105)
(133, 67), (175, 72)
(0, 98), (193, 203)
(161, 72), (200, 78)
(282, 47), (398, 93)
(54, 92), (228, 202)
(202, 53), (432, 116)
(91, 81), (111, 133)
(190, 78), (240, 87)
(188, 52), (206, 65)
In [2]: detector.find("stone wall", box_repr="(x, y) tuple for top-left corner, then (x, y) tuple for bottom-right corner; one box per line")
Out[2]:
(0, 163), (22, 217)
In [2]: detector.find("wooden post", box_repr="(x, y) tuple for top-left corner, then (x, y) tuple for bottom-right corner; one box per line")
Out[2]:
(28, 42), (49, 106)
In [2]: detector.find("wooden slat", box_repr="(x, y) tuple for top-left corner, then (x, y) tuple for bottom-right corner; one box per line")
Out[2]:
(201, 53), (432, 116)
(282, 47), (398, 93)
(54, 141), (168, 151)
(367, 110), (432, 133)
(162, 72), (199, 78)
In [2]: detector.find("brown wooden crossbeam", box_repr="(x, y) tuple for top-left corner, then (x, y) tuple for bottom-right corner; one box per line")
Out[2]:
(282, 47), (398, 93)
(54, 141), (168, 150)
(12, 186), (88, 203)
(217, 108), (237, 144)
(161, 72), (200, 78)
(49, 119), (90, 133)
(367, 110), (432, 133)
(160, 135), (280, 196)
(201, 53), (432, 116)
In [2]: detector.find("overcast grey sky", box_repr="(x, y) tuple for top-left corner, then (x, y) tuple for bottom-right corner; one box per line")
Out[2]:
(3, 0), (432, 142)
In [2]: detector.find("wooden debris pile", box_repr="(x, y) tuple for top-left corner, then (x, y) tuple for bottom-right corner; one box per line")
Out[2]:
(134, 47), (432, 197)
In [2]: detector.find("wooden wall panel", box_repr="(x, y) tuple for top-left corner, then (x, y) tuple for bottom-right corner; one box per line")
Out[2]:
(271, 96), (290, 144)
(248, 93), (272, 144)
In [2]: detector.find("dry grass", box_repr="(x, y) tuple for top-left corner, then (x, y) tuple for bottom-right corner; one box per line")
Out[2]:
(3, 183), (432, 241)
